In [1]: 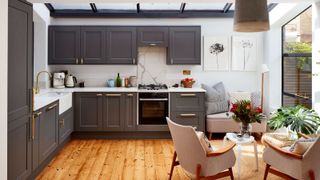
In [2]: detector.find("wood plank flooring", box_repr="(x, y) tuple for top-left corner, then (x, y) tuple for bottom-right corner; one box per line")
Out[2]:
(37, 139), (282, 180)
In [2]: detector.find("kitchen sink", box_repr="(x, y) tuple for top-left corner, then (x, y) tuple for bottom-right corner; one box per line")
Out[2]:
(36, 92), (72, 115)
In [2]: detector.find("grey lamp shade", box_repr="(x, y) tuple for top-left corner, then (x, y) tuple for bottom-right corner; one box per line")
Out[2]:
(234, 0), (270, 32)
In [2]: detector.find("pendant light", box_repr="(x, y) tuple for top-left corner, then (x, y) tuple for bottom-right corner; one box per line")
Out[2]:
(234, 0), (270, 32)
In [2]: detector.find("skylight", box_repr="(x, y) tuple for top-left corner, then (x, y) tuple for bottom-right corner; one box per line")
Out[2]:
(52, 3), (91, 10)
(140, 3), (181, 10)
(185, 3), (226, 11)
(95, 3), (136, 10)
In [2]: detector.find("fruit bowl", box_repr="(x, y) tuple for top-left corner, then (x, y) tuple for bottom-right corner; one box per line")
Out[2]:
(181, 78), (195, 88)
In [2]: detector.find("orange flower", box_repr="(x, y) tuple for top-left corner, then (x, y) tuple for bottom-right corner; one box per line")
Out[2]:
(246, 105), (251, 110)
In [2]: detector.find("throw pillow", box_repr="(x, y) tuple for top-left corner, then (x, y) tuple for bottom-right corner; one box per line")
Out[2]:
(202, 82), (226, 102)
(251, 91), (261, 108)
(289, 138), (316, 155)
(206, 101), (229, 115)
(196, 131), (215, 152)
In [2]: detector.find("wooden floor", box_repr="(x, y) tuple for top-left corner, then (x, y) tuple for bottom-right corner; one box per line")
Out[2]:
(37, 139), (283, 180)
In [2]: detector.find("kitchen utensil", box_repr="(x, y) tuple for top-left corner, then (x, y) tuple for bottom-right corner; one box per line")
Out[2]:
(53, 72), (65, 89)
(129, 76), (137, 87)
(79, 82), (85, 88)
(65, 74), (77, 88)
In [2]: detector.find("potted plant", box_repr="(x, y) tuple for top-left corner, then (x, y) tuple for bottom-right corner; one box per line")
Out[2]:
(230, 100), (264, 137)
(268, 105), (320, 135)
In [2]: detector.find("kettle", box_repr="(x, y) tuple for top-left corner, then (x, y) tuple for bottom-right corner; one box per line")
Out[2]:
(65, 74), (77, 88)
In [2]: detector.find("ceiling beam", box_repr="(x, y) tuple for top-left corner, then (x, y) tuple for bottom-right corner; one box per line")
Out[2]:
(180, 3), (186, 13)
(137, 3), (140, 13)
(45, 3), (55, 12)
(50, 10), (234, 18)
(90, 3), (97, 12)
(268, 3), (278, 11)
(223, 3), (232, 13)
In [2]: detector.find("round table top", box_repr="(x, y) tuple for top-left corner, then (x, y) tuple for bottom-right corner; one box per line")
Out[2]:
(225, 133), (255, 144)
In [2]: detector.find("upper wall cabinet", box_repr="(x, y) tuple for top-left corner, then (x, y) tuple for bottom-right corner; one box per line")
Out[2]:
(49, 26), (81, 64)
(137, 27), (168, 47)
(168, 26), (201, 65)
(106, 27), (137, 64)
(81, 27), (107, 64)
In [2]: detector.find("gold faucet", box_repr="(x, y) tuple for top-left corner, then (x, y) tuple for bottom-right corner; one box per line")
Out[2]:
(35, 70), (52, 94)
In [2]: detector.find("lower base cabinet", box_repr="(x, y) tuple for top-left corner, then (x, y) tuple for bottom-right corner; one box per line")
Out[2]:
(75, 92), (137, 132)
(8, 115), (32, 180)
(59, 108), (74, 144)
(32, 101), (59, 172)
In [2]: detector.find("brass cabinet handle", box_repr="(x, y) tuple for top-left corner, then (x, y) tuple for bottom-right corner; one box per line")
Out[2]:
(180, 93), (196, 97)
(149, 43), (156, 46)
(81, 58), (84, 64)
(76, 58), (79, 64)
(96, 93), (103, 97)
(59, 119), (65, 127)
(106, 94), (121, 97)
(46, 104), (58, 111)
(32, 112), (42, 140)
(133, 58), (136, 64)
(171, 58), (173, 64)
(127, 94), (134, 97)
(180, 113), (196, 117)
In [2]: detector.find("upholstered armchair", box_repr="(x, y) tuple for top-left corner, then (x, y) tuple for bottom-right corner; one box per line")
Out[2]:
(262, 134), (320, 180)
(167, 117), (236, 180)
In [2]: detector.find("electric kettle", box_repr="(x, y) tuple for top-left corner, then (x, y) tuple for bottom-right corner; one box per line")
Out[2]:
(65, 74), (77, 88)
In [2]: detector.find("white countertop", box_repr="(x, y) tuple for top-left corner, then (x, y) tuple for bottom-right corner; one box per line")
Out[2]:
(34, 86), (206, 112)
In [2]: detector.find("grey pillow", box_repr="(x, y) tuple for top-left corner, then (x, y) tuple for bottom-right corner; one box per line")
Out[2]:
(202, 82), (226, 102)
(206, 101), (229, 115)
(251, 91), (261, 108)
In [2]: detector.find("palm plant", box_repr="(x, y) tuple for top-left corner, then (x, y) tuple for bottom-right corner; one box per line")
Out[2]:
(268, 105), (320, 135)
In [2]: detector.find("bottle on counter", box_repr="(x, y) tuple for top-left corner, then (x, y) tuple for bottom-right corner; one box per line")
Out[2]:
(116, 73), (122, 87)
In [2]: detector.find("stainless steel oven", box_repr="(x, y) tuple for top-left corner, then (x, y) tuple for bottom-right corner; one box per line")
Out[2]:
(138, 92), (169, 125)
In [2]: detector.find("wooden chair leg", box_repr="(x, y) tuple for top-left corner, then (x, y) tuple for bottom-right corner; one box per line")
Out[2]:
(229, 168), (234, 180)
(264, 164), (271, 180)
(169, 151), (177, 180)
(196, 164), (201, 180)
(208, 133), (212, 140)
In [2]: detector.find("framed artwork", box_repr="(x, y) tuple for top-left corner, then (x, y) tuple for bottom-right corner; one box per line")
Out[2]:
(203, 36), (230, 71)
(231, 36), (257, 71)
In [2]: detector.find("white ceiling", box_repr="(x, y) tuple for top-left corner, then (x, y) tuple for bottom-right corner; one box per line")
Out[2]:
(29, 0), (318, 3)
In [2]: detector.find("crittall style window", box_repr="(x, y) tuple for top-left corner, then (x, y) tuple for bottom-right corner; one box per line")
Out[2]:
(282, 7), (312, 108)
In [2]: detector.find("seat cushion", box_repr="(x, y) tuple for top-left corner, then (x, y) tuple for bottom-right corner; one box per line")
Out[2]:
(207, 112), (234, 119)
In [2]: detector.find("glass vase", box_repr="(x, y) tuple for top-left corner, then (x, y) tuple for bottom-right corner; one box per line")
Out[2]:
(240, 122), (252, 138)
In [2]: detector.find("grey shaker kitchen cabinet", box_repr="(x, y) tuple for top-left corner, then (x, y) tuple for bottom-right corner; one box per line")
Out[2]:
(170, 92), (205, 131)
(137, 27), (169, 47)
(80, 27), (107, 64)
(58, 108), (74, 144)
(75, 93), (103, 131)
(32, 102), (59, 172)
(48, 26), (81, 64)
(103, 93), (124, 131)
(8, 0), (33, 179)
(124, 93), (137, 131)
(106, 27), (137, 64)
(168, 27), (201, 65)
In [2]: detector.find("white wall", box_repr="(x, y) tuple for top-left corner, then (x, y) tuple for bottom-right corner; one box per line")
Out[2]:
(33, 4), (51, 88)
(312, 2), (320, 114)
(0, 0), (8, 178)
(49, 18), (264, 92)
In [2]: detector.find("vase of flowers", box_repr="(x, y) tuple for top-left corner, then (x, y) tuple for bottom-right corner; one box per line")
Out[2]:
(230, 100), (264, 137)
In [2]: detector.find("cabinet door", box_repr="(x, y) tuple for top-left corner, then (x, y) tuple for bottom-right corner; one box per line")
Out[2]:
(124, 93), (137, 131)
(103, 93), (123, 131)
(81, 27), (107, 64)
(38, 102), (59, 164)
(8, 0), (33, 123)
(75, 93), (103, 131)
(32, 111), (41, 171)
(137, 27), (168, 47)
(48, 26), (80, 64)
(170, 112), (205, 131)
(8, 115), (32, 180)
(168, 27), (201, 65)
(106, 27), (137, 64)
(59, 108), (73, 144)
(170, 93), (205, 112)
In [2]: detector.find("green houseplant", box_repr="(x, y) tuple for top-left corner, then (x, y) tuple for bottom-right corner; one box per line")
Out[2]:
(268, 105), (320, 135)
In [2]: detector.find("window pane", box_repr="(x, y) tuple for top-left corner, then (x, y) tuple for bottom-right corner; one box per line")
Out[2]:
(185, 3), (226, 10)
(282, 7), (312, 108)
(52, 3), (91, 10)
(140, 3), (180, 10)
(95, 3), (136, 10)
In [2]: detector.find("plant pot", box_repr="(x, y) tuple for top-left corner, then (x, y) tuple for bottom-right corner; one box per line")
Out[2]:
(240, 122), (252, 138)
